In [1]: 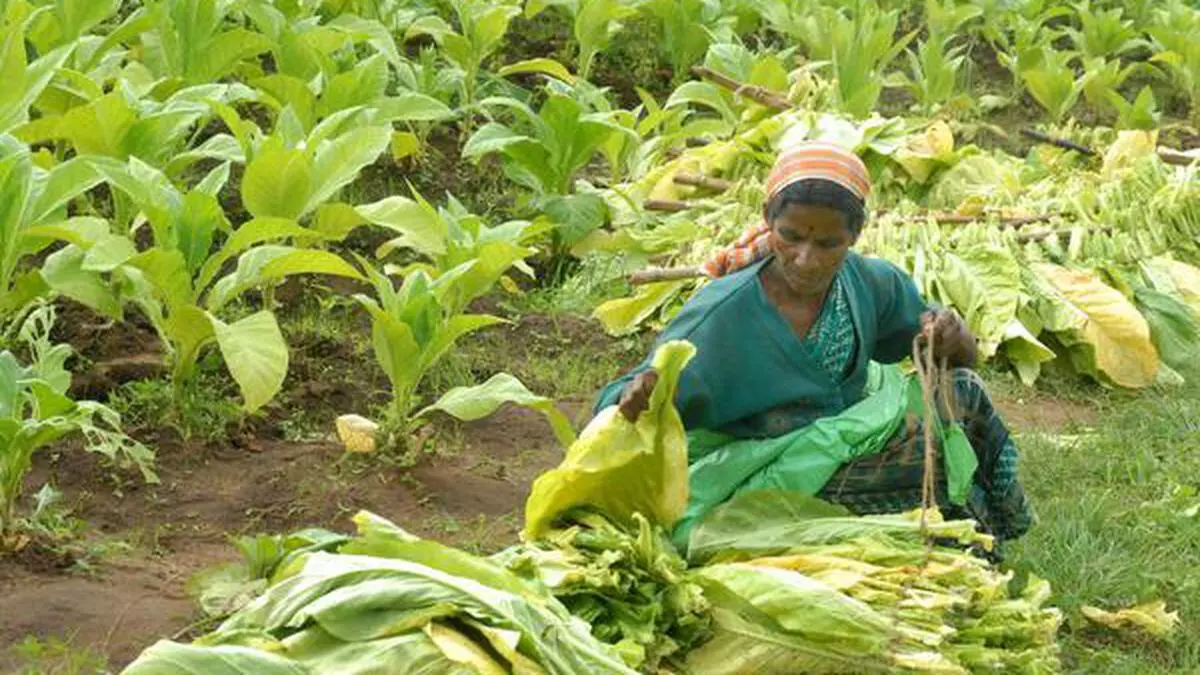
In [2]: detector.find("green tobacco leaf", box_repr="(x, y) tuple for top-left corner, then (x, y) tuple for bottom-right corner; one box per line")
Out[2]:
(341, 511), (535, 599)
(165, 304), (218, 385)
(313, 203), (368, 241)
(1134, 287), (1200, 373)
(419, 314), (508, 374)
(305, 126), (391, 216)
(435, 242), (533, 315)
(122, 640), (307, 675)
(359, 304), (421, 395)
(194, 28), (274, 84)
(211, 310), (288, 412)
(242, 144), (313, 219)
(214, 552), (636, 674)
(371, 93), (454, 124)
(357, 196), (448, 258)
(541, 194), (608, 247)
(462, 123), (534, 161)
(279, 626), (477, 675)
(254, 74), (317, 130)
(206, 247), (363, 312)
(593, 281), (688, 337)
(40, 246), (122, 319)
(686, 565), (906, 673)
(166, 135), (245, 178)
(686, 490), (989, 565)
(497, 58), (575, 84)
(318, 54), (389, 120)
(524, 341), (695, 539)
(1000, 319), (1056, 387)
(937, 246), (1021, 358)
(28, 156), (106, 226)
(0, 42), (73, 133)
(665, 81), (737, 125)
(418, 373), (576, 447)
(197, 218), (326, 291)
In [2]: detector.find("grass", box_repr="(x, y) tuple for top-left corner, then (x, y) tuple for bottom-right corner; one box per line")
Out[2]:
(5, 635), (108, 675)
(1003, 374), (1200, 672)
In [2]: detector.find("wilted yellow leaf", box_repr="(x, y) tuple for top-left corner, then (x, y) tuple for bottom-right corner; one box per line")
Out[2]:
(894, 120), (956, 184)
(336, 414), (379, 453)
(1081, 600), (1180, 639)
(1032, 264), (1159, 388)
(1101, 130), (1159, 178)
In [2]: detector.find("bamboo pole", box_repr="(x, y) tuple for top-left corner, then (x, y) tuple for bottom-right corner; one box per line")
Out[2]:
(627, 225), (1115, 285)
(628, 266), (705, 285)
(1021, 128), (1197, 166)
(690, 65), (793, 111)
(643, 199), (690, 213)
(1157, 147), (1200, 167)
(1020, 129), (1096, 156)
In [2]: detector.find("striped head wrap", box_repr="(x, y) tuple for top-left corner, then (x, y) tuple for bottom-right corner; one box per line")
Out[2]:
(701, 142), (872, 278)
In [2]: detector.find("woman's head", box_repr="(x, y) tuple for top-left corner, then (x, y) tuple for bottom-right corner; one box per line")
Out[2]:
(762, 143), (871, 295)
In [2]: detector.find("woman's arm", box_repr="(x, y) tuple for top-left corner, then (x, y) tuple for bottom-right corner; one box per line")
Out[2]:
(869, 259), (977, 367)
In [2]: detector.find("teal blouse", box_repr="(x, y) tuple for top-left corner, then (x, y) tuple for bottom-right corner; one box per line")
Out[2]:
(594, 252), (928, 439)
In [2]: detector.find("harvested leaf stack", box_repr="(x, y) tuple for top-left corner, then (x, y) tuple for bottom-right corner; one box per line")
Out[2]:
(681, 493), (1062, 673)
(494, 510), (712, 671)
(122, 341), (1065, 674)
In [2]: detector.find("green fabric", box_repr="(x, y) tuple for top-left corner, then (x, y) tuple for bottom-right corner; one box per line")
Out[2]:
(593, 253), (928, 438)
(800, 275), (856, 381)
(671, 363), (979, 550)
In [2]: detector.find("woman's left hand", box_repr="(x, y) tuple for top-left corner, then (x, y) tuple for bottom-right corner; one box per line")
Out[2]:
(920, 308), (977, 368)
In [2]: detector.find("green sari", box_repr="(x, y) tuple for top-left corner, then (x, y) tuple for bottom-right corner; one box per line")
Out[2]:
(594, 253), (1032, 546)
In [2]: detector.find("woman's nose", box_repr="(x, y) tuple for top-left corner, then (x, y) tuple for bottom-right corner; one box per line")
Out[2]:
(790, 244), (813, 268)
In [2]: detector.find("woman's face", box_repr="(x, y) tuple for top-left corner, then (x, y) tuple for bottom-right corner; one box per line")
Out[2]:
(766, 203), (854, 296)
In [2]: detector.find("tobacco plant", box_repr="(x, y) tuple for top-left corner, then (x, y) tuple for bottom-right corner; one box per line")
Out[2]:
(1149, 1), (1200, 125)
(639, 0), (736, 80)
(527, 0), (636, 82)
(769, 0), (915, 119)
(0, 304), (154, 548)
(134, 0), (275, 85)
(407, 0), (520, 110)
(92, 160), (368, 414)
(0, 135), (123, 330)
(357, 189), (544, 314)
(1065, 1), (1147, 61)
(352, 260), (505, 436)
(1021, 47), (1084, 123)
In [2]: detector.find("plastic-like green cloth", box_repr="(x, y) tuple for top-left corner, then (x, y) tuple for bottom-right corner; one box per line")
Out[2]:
(671, 362), (977, 550)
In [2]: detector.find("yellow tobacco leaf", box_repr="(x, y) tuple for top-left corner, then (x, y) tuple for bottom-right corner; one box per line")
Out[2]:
(1032, 264), (1159, 388)
(1081, 601), (1180, 639)
(335, 414), (379, 453)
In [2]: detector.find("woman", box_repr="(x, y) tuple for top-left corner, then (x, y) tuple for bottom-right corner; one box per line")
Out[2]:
(594, 141), (1032, 545)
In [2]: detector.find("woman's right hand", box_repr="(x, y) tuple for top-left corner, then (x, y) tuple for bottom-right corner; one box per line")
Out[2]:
(618, 369), (659, 422)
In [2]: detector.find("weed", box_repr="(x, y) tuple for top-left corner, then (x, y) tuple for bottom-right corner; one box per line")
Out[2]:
(106, 373), (244, 444)
(6, 635), (107, 675)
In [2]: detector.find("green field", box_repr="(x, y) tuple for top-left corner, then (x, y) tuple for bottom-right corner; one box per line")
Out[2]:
(2, 0), (1200, 672)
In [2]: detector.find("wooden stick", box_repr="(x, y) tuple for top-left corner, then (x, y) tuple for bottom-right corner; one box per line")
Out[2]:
(673, 172), (733, 191)
(1022, 129), (1197, 166)
(690, 65), (793, 111)
(1015, 226), (1113, 244)
(629, 266), (705, 285)
(627, 225), (1116, 284)
(916, 212), (1065, 227)
(643, 199), (690, 213)
(1157, 147), (1200, 167)
(1020, 128), (1096, 156)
